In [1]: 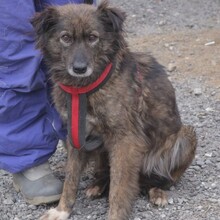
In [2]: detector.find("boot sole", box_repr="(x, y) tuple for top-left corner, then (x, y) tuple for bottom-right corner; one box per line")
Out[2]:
(13, 181), (61, 205)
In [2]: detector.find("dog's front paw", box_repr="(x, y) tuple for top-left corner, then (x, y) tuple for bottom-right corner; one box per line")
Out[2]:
(149, 187), (168, 207)
(39, 208), (69, 220)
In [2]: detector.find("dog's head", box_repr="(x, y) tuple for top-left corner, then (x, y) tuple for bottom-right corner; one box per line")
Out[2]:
(31, 1), (126, 86)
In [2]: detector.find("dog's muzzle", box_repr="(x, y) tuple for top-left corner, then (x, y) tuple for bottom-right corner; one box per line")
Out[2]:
(68, 64), (93, 77)
(72, 61), (88, 74)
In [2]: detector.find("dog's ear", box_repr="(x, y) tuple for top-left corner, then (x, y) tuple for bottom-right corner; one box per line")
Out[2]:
(97, 1), (126, 32)
(31, 7), (58, 48)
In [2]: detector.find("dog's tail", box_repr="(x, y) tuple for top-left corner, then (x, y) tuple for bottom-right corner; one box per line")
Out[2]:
(143, 125), (197, 183)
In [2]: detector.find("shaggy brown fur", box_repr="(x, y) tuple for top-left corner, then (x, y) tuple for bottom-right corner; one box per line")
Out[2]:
(32, 1), (197, 220)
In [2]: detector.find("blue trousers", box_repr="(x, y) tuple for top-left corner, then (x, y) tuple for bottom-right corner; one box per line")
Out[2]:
(0, 0), (87, 173)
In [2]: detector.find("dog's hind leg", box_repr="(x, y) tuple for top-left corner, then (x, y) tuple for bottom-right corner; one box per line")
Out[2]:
(86, 151), (110, 198)
(107, 136), (145, 220)
(143, 125), (197, 206)
(40, 140), (88, 220)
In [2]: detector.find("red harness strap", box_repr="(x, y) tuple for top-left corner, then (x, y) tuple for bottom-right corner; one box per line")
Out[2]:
(59, 63), (113, 149)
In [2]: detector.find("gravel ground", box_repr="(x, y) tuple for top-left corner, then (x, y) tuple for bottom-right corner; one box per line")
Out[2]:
(1, 0), (220, 219)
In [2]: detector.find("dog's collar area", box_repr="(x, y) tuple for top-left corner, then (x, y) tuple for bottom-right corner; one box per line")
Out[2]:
(59, 63), (112, 95)
(59, 63), (113, 151)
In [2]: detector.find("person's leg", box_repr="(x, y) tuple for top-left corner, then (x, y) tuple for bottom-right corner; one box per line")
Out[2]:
(0, 0), (65, 174)
(0, 0), (86, 205)
(0, 0), (66, 205)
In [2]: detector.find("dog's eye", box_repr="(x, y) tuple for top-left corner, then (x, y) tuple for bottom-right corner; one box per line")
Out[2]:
(60, 34), (72, 44)
(88, 34), (98, 43)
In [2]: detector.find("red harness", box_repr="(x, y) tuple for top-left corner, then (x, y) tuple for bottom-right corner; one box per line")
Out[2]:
(59, 63), (113, 150)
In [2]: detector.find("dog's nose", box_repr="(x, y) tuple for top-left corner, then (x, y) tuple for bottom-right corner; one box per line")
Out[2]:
(73, 61), (87, 74)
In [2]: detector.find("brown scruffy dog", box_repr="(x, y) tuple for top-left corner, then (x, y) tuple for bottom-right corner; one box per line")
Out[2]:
(32, 1), (197, 220)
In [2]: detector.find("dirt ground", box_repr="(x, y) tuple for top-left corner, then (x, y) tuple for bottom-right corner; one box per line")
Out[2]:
(128, 29), (220, 96)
